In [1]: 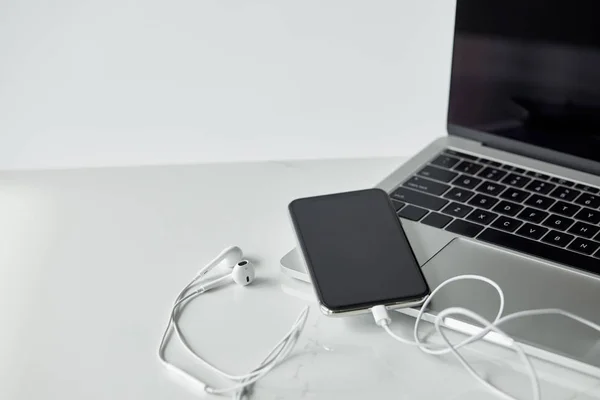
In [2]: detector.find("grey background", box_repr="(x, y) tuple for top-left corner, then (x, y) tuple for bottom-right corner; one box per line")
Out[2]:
(0, 0), (454, 170)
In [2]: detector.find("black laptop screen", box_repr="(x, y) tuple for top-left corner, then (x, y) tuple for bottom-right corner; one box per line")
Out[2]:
(447, 0), (600, 163)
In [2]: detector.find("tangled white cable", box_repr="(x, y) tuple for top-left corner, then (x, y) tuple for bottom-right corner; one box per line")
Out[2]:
(158, 246), (309, 400)
(159, 247), (599, 400)
(372, 274), (600, 400)
(158, 274), (309, 399)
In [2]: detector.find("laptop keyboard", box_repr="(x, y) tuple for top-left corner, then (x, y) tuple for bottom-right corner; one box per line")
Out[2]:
(391, 149), (600, 276)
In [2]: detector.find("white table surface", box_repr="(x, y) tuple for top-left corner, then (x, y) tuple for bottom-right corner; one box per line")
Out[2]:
(1, 158), (599, 400)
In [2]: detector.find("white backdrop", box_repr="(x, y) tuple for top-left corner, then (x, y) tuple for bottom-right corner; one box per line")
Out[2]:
(0, 0), (455, 170)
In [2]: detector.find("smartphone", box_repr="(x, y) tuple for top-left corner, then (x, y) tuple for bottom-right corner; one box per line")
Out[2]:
(288, 188), (429, 316)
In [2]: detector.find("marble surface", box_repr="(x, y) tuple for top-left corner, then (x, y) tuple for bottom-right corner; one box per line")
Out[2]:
(0, 158), (599, 399)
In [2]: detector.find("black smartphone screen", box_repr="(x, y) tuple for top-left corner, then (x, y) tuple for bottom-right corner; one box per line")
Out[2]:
(289, 188), (429, 313)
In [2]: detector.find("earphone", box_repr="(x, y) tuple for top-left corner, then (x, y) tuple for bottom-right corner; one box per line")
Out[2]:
(371, 275), (600, 400)
(159, 247), (599, 400)
(198, 260), (256, 291)
(194, 245), (245, 280)
(158, 246), (309, 400)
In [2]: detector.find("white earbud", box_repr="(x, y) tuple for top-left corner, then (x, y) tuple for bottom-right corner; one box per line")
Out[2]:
(196, 246), (244, 279)
(199, 260), (255, 292)
(159, 246), (309, 399)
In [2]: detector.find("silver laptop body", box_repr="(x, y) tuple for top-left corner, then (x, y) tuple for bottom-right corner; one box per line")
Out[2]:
(281, 1), (600, 373)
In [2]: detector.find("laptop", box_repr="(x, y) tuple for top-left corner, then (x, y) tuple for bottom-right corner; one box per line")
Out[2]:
(280, 0), (600, 373)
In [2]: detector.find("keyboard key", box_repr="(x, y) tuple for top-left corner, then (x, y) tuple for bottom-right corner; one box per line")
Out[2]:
(477, 158), (491, 165)
(549, 201), (581, 217)
(421, 212), (453, 228)
(442, 202), (474, 218)
(513, 167), (526, 174)
(525, 180), (556, 195)
(479, 229), (600, 275)
(431, 154), (460, 169)
(397, 205), (428, 221)
(501, 165), (517, 172)
(468, 194), (498, 210)
(466, 209), (498, 225)
(445, 220), (484, 238)
(524, 194), (555, 210)
(516, 223), (548, 240)
(574, 208), (600, 224)
(574, 183), (599, 194)
(452, 174), (483, 189)
(476, 181), (506, 196)
(501, 173), (531, 188)
(491, 216), (522, 232)
(568, 221), (600, 239)
(493, 201), (523, 217)
(418, 165), (459, 183)
(574, 193), (600, 209)
(526, 171), (550, 180)
(489, 161), (502, 167)
(403, 176), (450, 196)
(443, 149), (478, 161)
(543, 214), (575, 231)
(444, 187), (475, 203)
(478, 167), (507, 182)
(500, 188), (530, 203)
(549, 187), (581, 202)
(391, 188), (449, 211)
(391, 200), (405, 211)
(517, 207), (549, 224)
(454, 161), (483, 175)
(567, 238), (600, 255)
(550, 177), (575, 187)
(541, 230), (575, 247)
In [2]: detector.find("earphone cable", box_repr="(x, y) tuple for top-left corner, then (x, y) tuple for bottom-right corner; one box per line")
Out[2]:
(162, 281), (307, 382)
(206, 307), (309, 395)
(372, 274), (600, 400)
(158, 272), (310, 398)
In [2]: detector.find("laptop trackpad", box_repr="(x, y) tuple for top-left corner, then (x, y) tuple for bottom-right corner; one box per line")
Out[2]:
(421, 237), (600, 368)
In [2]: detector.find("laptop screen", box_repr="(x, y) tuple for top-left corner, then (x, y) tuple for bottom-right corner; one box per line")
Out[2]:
(447, 0), (600, 164)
